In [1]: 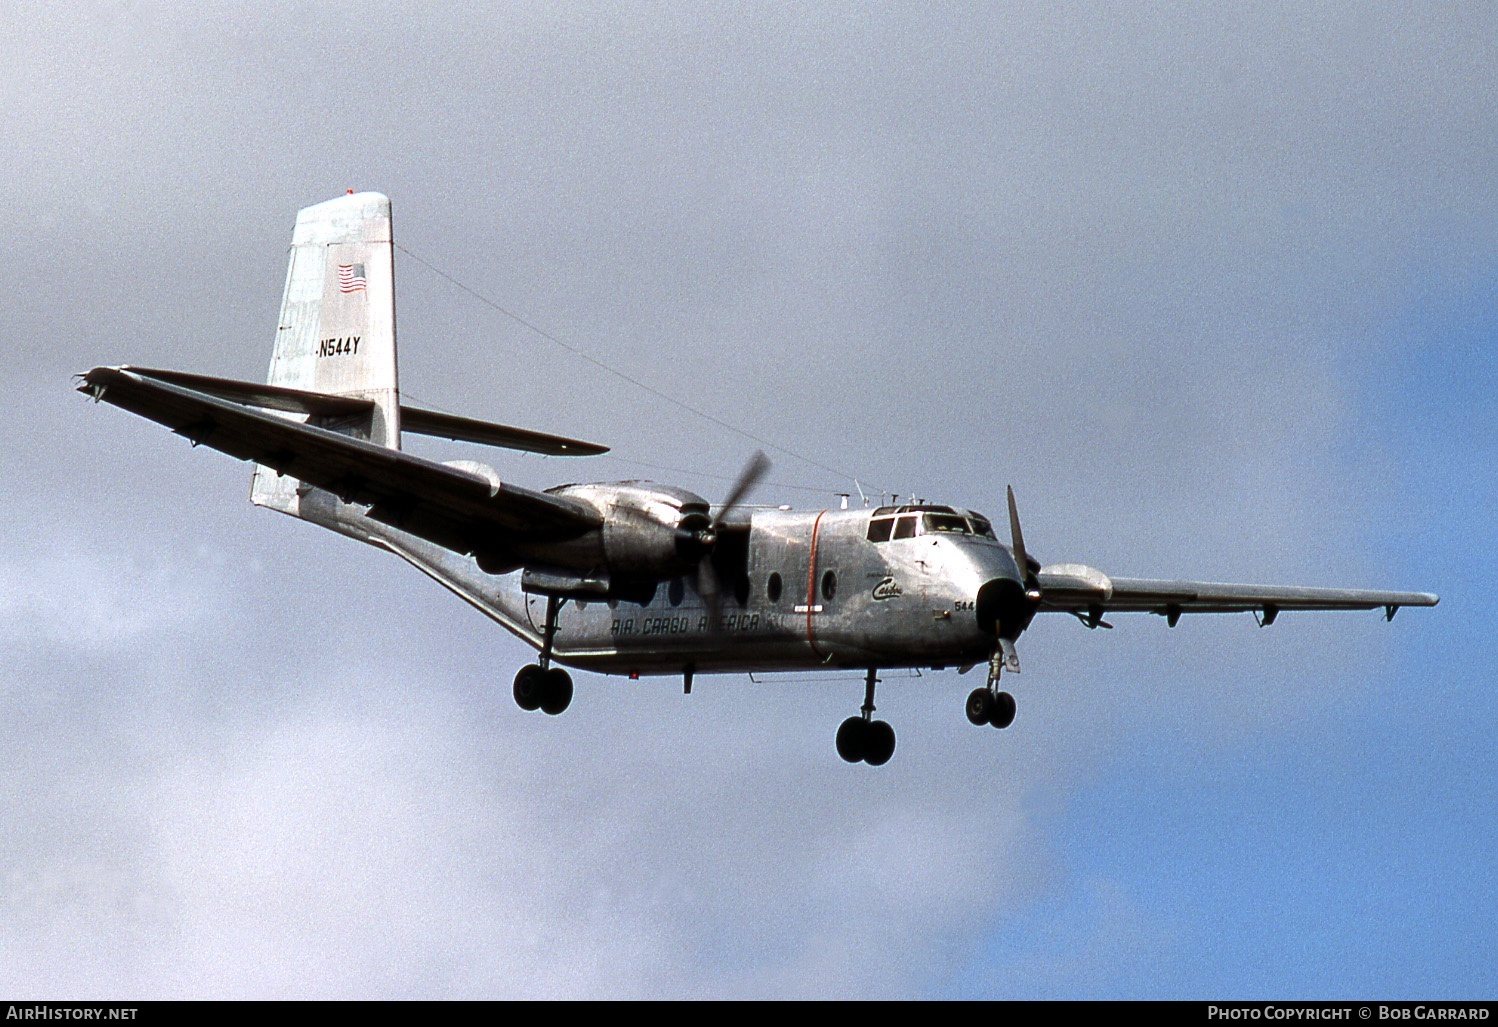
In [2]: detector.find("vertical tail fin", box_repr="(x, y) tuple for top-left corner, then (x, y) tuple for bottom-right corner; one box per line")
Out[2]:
(252, 191), (399, 513)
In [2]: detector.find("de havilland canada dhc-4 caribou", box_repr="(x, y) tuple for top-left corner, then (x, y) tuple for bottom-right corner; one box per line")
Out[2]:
(79, 192), (1438, 765)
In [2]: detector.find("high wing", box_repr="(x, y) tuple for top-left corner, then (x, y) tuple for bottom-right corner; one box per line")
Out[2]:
(77, 366), (601, 558)
(1036, 562), (1438, 624)
(114, 366), (609, 456)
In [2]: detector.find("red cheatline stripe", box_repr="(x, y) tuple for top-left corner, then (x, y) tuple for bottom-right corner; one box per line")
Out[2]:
(806, 510), (826, 658)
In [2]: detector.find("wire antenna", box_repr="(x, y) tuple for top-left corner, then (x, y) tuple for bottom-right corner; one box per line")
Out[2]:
(396, 242), (883, 492)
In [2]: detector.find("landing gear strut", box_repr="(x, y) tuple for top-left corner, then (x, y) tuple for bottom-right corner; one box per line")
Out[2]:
(965, 644), (1016, 729)
(513, 594), (573, 715)
(837, 668), (897, 765)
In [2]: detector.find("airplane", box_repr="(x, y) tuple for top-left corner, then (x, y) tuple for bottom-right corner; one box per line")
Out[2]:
(77, 191), (1438, 766)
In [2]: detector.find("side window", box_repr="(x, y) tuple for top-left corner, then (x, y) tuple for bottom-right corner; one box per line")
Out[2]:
(892, 515), (917, 540)
(767, 572), (783, 603)
(821, 570), (837, 602)
(867, 517), (894, 543)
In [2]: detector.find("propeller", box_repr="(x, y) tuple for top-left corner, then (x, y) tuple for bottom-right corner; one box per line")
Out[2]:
(718, 451), (771, 528)
(1007, 485), (1041, 600)
(685, 451), (770, 631)
(991, 485), (1043, 674)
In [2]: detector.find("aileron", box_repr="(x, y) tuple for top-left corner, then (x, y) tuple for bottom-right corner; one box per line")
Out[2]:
(1040, 572), (1438, 617)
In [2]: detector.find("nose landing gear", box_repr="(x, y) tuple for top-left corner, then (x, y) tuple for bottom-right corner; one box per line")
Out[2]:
(512, 594), (574, 715)
(965, 686), (1016, 728)
(965, 644), (1017, 729)
(837, 668), (897, 765)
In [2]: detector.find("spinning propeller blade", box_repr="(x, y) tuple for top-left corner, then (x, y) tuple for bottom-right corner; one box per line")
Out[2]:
(998, 485), (1043, 674)
(698, 451), (770, 634)
(1007, 485), (1037, 594)
(717, 450), (770, 528)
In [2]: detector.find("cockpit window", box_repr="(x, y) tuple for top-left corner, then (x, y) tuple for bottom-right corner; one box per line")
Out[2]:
(964, 512), (1000, 538)
(871, 511), (974, 542)
(923, 513), (970, 534)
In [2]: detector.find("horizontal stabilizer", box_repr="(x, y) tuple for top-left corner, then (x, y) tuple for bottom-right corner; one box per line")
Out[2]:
(400, 406), (608, 456)
(115, 366), (607, 456)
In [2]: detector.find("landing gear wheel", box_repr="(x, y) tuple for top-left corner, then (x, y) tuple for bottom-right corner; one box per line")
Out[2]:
(990, 690), (1016, 729)
(966, 687), (995, 726)
(836, 716), (867, 763)
(513, 665), (544, 711)
(864, 720), (896, 766)
(539, 668), (573, 715)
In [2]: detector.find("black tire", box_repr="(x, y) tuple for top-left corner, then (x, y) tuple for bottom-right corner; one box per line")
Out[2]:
(865, 720), (896, 766)
(836, 716), (867, 763)
(990, 690), (1016, 729)
(539, 668), (574, 715)
(513, 665), (544, 711)
(966, 687), (994, 726)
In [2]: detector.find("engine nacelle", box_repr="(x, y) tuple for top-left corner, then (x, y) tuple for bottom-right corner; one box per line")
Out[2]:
(977, 576), (1035, 639)
(541, 481), (711, 579)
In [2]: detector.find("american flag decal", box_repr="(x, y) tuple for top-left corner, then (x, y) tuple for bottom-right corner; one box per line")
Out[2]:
(337, 263), (367, 293)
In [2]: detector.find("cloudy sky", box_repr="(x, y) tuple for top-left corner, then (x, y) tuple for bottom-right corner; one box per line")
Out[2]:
(1, 2), (1493, 998)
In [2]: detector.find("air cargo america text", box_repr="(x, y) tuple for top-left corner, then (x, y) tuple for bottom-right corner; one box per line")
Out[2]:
(612, 613), (762, 636)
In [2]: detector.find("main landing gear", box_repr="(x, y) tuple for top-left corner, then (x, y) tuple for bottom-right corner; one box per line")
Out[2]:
(965, 644), (1016, 729)
(513, 595), (573, 716)
(513, 664), (572, 715)
(837, 668), (897, 766)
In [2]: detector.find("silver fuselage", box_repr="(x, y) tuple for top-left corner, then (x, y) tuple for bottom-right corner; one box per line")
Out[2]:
(301, 489), (1023, 676)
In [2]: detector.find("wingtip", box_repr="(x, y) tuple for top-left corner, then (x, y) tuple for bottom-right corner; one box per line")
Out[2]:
(75, 365), (120, 394)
